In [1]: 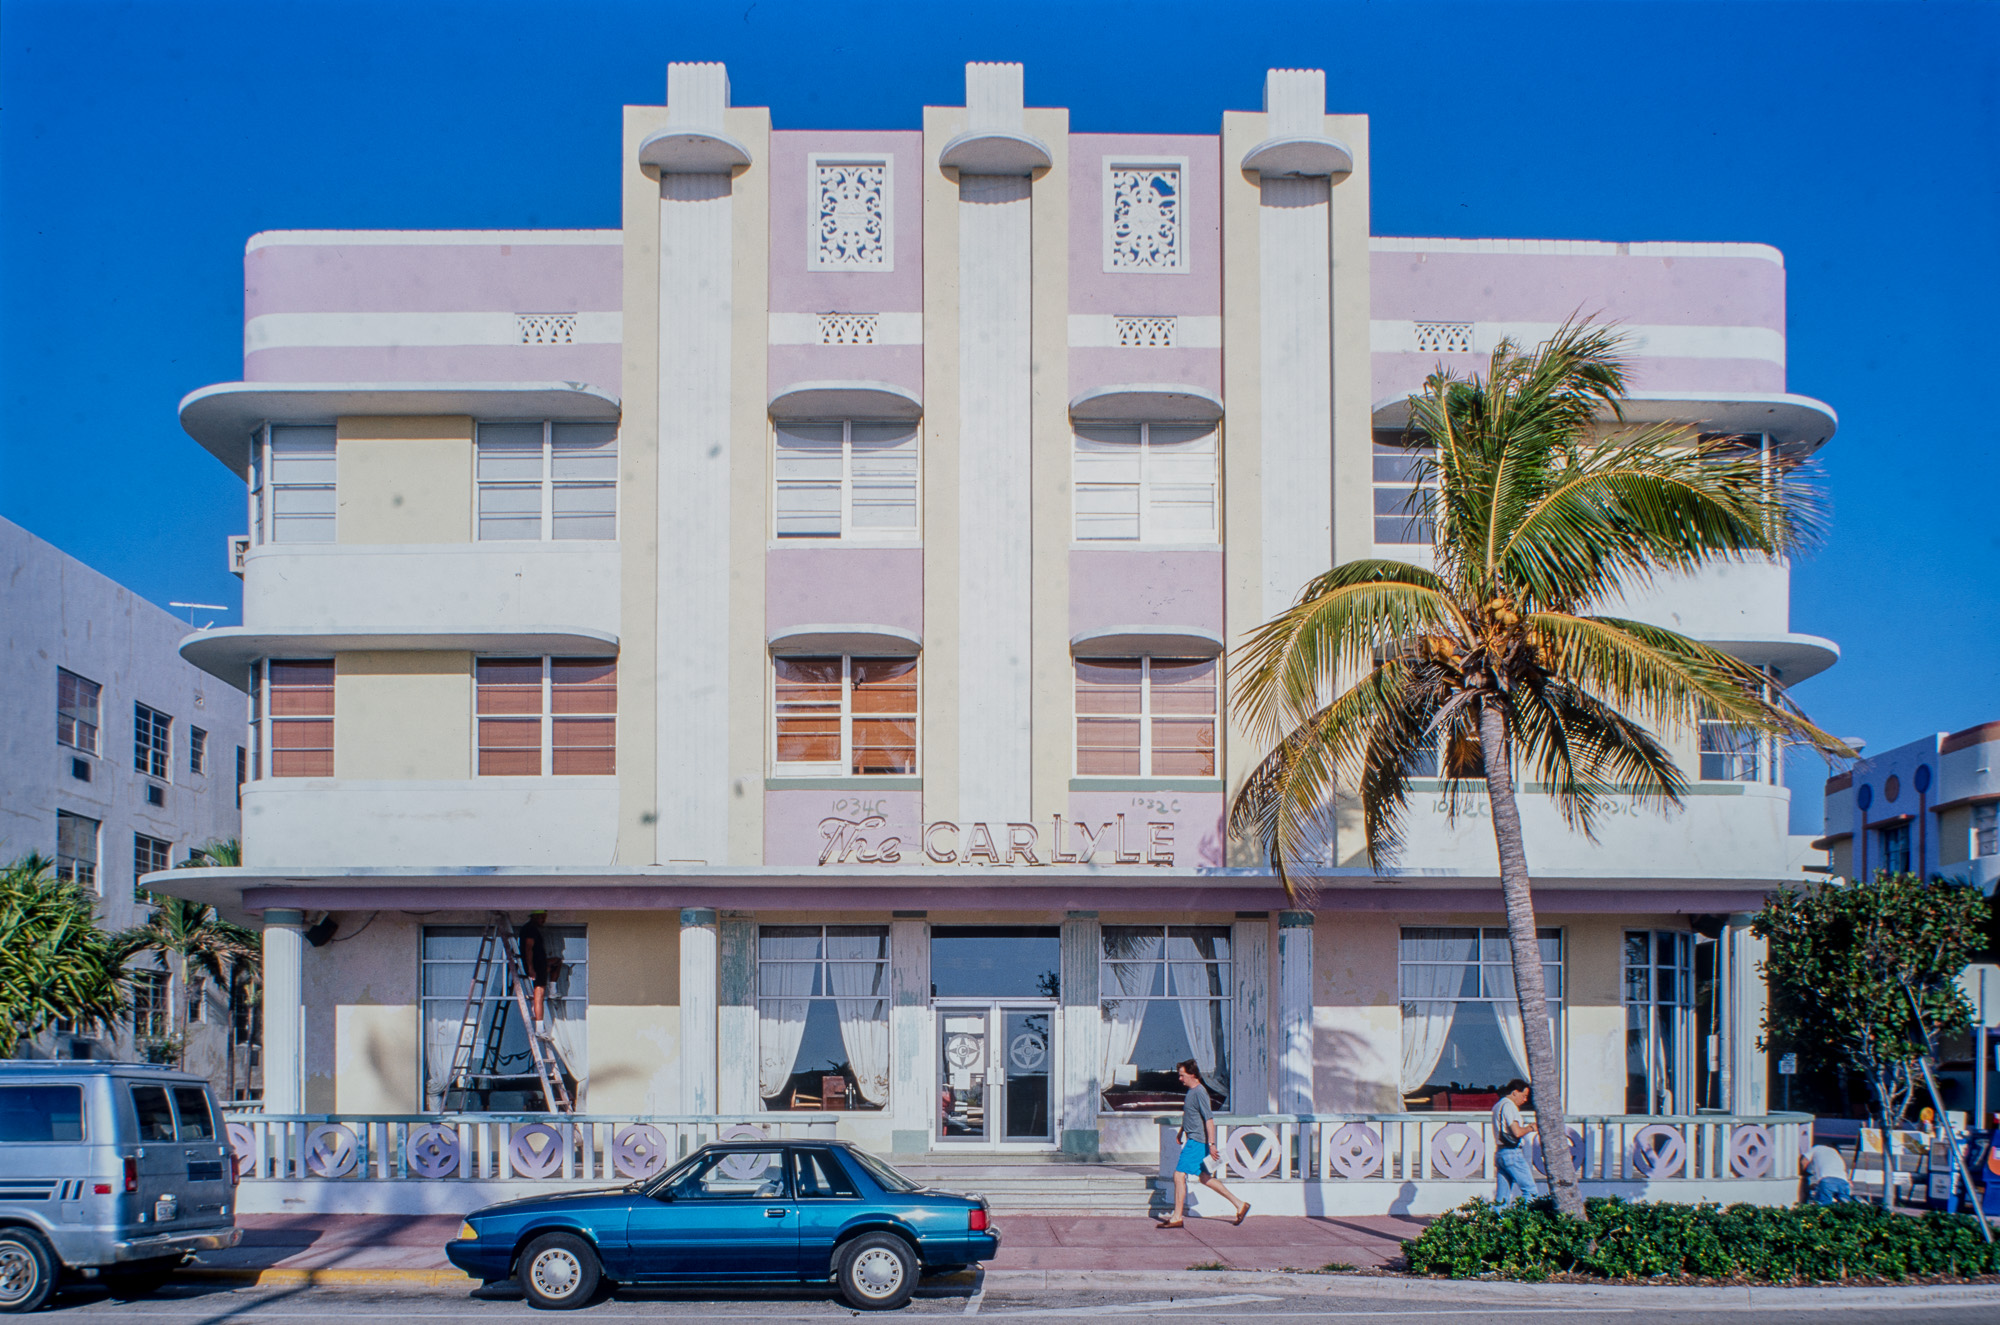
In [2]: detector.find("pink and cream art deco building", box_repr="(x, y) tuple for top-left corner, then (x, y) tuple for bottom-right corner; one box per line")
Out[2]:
(167, 62), (1840, 1164)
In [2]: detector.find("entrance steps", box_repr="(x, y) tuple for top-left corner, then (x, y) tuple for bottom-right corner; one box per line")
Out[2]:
(893, 1157), (1163, 1215)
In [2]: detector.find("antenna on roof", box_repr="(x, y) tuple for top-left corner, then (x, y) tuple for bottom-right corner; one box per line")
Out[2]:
(170, 601), (229, 629)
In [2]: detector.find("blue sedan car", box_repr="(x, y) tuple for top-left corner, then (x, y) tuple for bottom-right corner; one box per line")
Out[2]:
(445, 1140), (997, 1310)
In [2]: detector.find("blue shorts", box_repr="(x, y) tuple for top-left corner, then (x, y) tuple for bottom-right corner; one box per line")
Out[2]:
(1176, 1139), (1209, 1175)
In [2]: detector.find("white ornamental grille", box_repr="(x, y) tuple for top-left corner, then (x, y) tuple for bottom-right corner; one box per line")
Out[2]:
(1115, 316), (1178, 348)
(815, 162), (889, 269)
(517, 313), (577, 345)
(1108, 166), (1183, 271)
(817, 313), (879, 346)
(1413, 322), (1474, 354)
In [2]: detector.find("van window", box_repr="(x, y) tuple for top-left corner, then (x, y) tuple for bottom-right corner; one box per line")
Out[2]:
(172, 1087), (216, 1140)
(0, 1086), (84, 1142)
(131, 1085), (177, 1141)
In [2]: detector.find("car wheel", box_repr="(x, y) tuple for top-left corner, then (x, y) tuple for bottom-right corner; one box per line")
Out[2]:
(0, 1229), (56, 1314)
(837, 1232), (916, 1310)
(103, 1256), (183, 1298)
(517, 1232), (601, 1310)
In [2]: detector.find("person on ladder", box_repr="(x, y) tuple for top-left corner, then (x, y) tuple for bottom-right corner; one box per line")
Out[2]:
(517, 910), (559, 1028)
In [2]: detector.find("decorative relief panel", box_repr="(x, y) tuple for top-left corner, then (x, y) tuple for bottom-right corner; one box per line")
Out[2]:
(811, 159), (890, 271)
(1414, 322), (1474, 354)
(516, 313), (577, 345)
(817, 313), (879, 346)
(1114, 315), (1178, 348)
(1106, 165), (1185, 273)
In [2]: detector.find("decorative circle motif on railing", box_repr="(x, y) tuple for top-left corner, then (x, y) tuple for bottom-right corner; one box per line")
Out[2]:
(1009, 1031), (1048, 1072)
(1729, 1124), (1773, 1178)
(1325, 1122), (1382, 1180)
(717, 1124), (772, 1180)
(1428, 1122), (1485, 1181)
(1224, 1125), (1282, 1180)
(304, 1124), (359, 1178)
(405, 1124), (461, 1179)
(1629, 1124), (1687, 1178)
(509, 1123), (565, 1179)
(1529, 1126), (1585, 1179)
(225, 1122), (257, 1179)
(612, 1124), (671, 1180)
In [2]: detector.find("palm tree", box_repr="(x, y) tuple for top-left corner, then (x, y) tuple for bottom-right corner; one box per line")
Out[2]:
(124, 849), (259, 1077)
(1229, 320), (1846, 1218)
(0, 854), (128, 1055)
(177, 839), (260, 1099)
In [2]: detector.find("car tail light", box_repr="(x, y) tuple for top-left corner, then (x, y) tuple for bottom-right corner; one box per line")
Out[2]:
(123, 1157), (139, 1194)
(968, 1206), (988, 1232)
(229, 1155), (241, 1186)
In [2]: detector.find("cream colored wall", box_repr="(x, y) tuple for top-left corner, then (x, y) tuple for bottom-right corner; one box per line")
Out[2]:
(920, 105), (967, 823)
(1563, 913), (1632, 1115)
(1940, 807), (1971, 867)
(579, 910), (682, 1113)
(326, 913), (421, 1113)
(1218, 110), (1264, 865)
(1830, 837), (1855, 880)
(726, 105), (773, 866)
(1325, 113), (1373, 570)
(335, 416), (473, 544)
(332, 651), (473, 780)
(1028, 106), (1073, 825)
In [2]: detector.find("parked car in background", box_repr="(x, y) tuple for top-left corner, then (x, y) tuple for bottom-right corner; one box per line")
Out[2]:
(0, 1062), (242, 1312)
(446, 1139), (998, 1309)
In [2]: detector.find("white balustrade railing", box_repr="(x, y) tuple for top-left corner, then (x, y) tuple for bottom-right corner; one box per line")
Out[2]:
(224, 1114), (837, 1184)
(1162, 1113), (1815, 1187)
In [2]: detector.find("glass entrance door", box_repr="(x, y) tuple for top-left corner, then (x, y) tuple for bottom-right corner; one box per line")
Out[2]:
(935, 1002), (1054, 1146)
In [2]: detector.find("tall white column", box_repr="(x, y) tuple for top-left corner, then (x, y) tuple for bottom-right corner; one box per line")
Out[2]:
(1231, 916), (1272, 1113)
(1277, 911), (1315, 1113)
(1727, 915), (1768, 1115)
(679, 908), (719, 1115)
(888, 916), (932, 1154)
(260, 909), (306, 1114)
(1059, 912), (1102, 1155)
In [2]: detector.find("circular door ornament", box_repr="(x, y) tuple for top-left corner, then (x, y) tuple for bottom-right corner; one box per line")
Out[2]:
(1224, 1125), (1282, 1179)
(1629, 1124), (1686, 1179)
(718, 1125), (772, 1180)
(1008, 1031), (1048, 1072)
(1729, 1124), (1774, 1178)
(226, 1122), (258, 1179)
(304, 1124), (358, 1178)
(405, 1124), (461, 1179)
(509, 1123), (565, 1179)
(612, 1125), (670, 1180)
(1428, 1122), (1485, 1181)
(945, 1033), (982, 1070)
(1325, 1122), (1383, 1180)
(1529, 1127), (1585, 1179)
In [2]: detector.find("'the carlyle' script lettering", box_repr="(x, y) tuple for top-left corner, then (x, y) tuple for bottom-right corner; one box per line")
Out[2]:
(816, 815), (1174, 867)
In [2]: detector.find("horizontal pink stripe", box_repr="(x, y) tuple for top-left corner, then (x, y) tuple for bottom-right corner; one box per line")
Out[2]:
(245, 345), (621, 391)
(767, 344), (922, 400)
(1069, 347), (1221, 399)
(1371, 352), (1784, 403)
(1371, 250), (1784, 328)
(247, 243), (620, 316)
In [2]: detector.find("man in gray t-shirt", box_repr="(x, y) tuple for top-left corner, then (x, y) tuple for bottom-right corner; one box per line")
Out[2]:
(1158, 1059), (1250, 1228)
(1492, 1078), (1537, 1206)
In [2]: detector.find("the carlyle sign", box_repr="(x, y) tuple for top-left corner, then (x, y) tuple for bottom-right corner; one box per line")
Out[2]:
(817, 814), (1175, 867)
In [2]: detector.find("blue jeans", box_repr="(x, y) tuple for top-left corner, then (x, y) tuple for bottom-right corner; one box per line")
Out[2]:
(1495, 1145), (1538, 1206)
(1811, 1176), (1852, 1205)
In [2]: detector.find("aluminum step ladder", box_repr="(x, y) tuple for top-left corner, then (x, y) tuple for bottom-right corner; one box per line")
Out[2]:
(442, 912), (575, 1113)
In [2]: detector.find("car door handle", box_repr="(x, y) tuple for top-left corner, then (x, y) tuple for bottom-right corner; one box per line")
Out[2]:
(765, 1208), (789, 1218)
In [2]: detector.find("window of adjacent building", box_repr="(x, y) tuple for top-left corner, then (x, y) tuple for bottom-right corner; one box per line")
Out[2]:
(263, 659), (334, 777)
(189, 727), (207, 776)
(757, 925), (889, 1112)
(772, 656), (917, 776)
(475, 422), (619, 541)
(808, 156), (892, 271)
(420, 924), (586, 1111)
(1104, 162), (1186, 273)
(57, 669), (101, 754)
(1882, 821), (1913, 875)
(1100, 925), (1231, 1109)
(1975, 803), (1998, 858)
(131, 969), (170, 1041)
(1623, 930), (1695, 1114)
(134, 834), (171, 900)
(55, 811), (98, 889)
(134, 703), (172, 780)
(1074, 657), (1216, 778)
(1073, 424), (1217, 543)
(1372, 432), (1437, 546)
(235, 745), (247, 806)
(186, 978), (207, 1025)
(773, 422), (919, 540)
(1399, 926), (1563, 1109)
(475, 657), (618, 776)
(248, 425), (338, 544)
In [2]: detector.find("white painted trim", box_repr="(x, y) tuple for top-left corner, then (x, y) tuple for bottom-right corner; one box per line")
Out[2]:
(767, 381), (922, 421)
(1068, 383), (1224, 424)
(246, 230), (622, 252)
(1067, 314), (1222, 349)
(805, 153), (894, 273)
(1102, 156), (1191, 275)
(246, 311), (622, 353)
(1068, 626), (1223, 657)
(768, 624), (922, 656)
(1370, 236), (1785, 266)
(767, 312), (924, 346)
(1369, 320), (1784, 366)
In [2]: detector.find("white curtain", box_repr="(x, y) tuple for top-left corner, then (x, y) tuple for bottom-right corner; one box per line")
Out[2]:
(1167, 935), (1218, 1078)
(1399, 930), (1467, 1094)
(759, 933), (818, 1100)
(423, 1004), (465, 1109)
(826, 932), (890, 1106)
(1399, 1001), (1458, 1095)
(1099, 932), (1161, 1087)
(1490, 964), (1556, 1085)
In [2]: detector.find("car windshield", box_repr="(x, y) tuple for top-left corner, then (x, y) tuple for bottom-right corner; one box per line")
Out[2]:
(845, 1147), (922, 1194)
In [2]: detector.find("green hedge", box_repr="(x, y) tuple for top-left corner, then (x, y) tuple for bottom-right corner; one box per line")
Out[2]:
(1401, 1198), (2000, 1283)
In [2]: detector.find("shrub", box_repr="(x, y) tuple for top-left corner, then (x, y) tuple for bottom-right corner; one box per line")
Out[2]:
(1401, 1198), (2000, 1283)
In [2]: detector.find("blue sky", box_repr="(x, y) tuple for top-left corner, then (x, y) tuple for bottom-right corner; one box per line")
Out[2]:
(3, 1), (1995, 827)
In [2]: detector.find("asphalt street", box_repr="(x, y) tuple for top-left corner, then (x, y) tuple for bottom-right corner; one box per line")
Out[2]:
(30, 1280), (2000, 1325)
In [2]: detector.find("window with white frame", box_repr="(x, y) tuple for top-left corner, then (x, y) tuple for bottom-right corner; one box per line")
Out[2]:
(475, 657), (618, 776)
(773, 422), (919, 540)
(772, 656), (917, 776)
(1399, 927), (1563, 1107)
(252, 425), (337, 544)
(189, 726), (207, 776)
(1073, 424), (1217, 542)
(1074, 657), (1216, 778)
(57, 669), (100, 754)
(56, 811), (99, 889)
(809, 157), (891, 271)
(1104, 162), (1186, 273)
(757, 925), (890, 1111)
(1100, 925), (1231, 1108)
(1699, 705), (1771, 784)
(255, 659), (335, 778)
(130, 969), (169, 1040)
(476, 422), (619, 541)
(1623, 930), (1695, 1114)
(419, 924), (587, 1110)
(134, 703), (172, 780)
(134, 834), (171, 900)
(1372, 432), (1436, 546)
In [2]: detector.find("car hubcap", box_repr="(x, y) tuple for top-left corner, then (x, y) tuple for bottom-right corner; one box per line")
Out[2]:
(853, 1248), (903, 1297)
(0, 1245), (35, 1305)
(531, 1248), (581, 1299)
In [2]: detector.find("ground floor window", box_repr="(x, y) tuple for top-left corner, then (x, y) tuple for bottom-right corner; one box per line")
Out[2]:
(420, 924), (587, 1111)
(1399, 926), (1563, 1109)
(1099, 925), (1231, 1111)
(758, 925), (889, 1111)
(1624, 929), (1695, 1114)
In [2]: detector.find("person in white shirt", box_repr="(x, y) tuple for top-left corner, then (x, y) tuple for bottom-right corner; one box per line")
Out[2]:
(1801, 1142), (1852, 1205)
(1492, 1078), (1537, 1206)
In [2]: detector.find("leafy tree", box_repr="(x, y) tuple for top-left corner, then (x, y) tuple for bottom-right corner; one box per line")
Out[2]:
(176, 839), (259, 1099)
(1230, 321), (1844, 1218)
(1754, 870), (1985, 1199)
(0, 854), (129, 1055)
(123, 847), (259, 1076)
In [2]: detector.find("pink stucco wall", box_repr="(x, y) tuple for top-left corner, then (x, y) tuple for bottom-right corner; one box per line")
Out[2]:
(1068, 549), (1222, 640)
(244, 344), (620, 387)
(765, 788), (924, 867)
(765, 546), (924, 638)
(1066, 792), (1226, 868)
(1067, 135), (1222, 314)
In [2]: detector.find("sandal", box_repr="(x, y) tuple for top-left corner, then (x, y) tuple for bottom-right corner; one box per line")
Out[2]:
(1233, 1203), (1252, 1225)
(1155, 1217), (1185, 1229)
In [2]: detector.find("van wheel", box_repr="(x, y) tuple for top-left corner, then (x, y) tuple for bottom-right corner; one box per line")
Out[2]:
(0, 1229), (56, 1314)
(837, 1232), (916, 1310)
(517, 1232), (600, 1310)
(104, 1256), (182, 1298)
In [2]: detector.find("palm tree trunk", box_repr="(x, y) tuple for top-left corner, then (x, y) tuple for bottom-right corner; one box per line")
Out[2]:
(1477, 699), (1586, 1219)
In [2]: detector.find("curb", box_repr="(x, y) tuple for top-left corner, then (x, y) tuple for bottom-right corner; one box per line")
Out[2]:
(182, 1267), (477, 1288)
